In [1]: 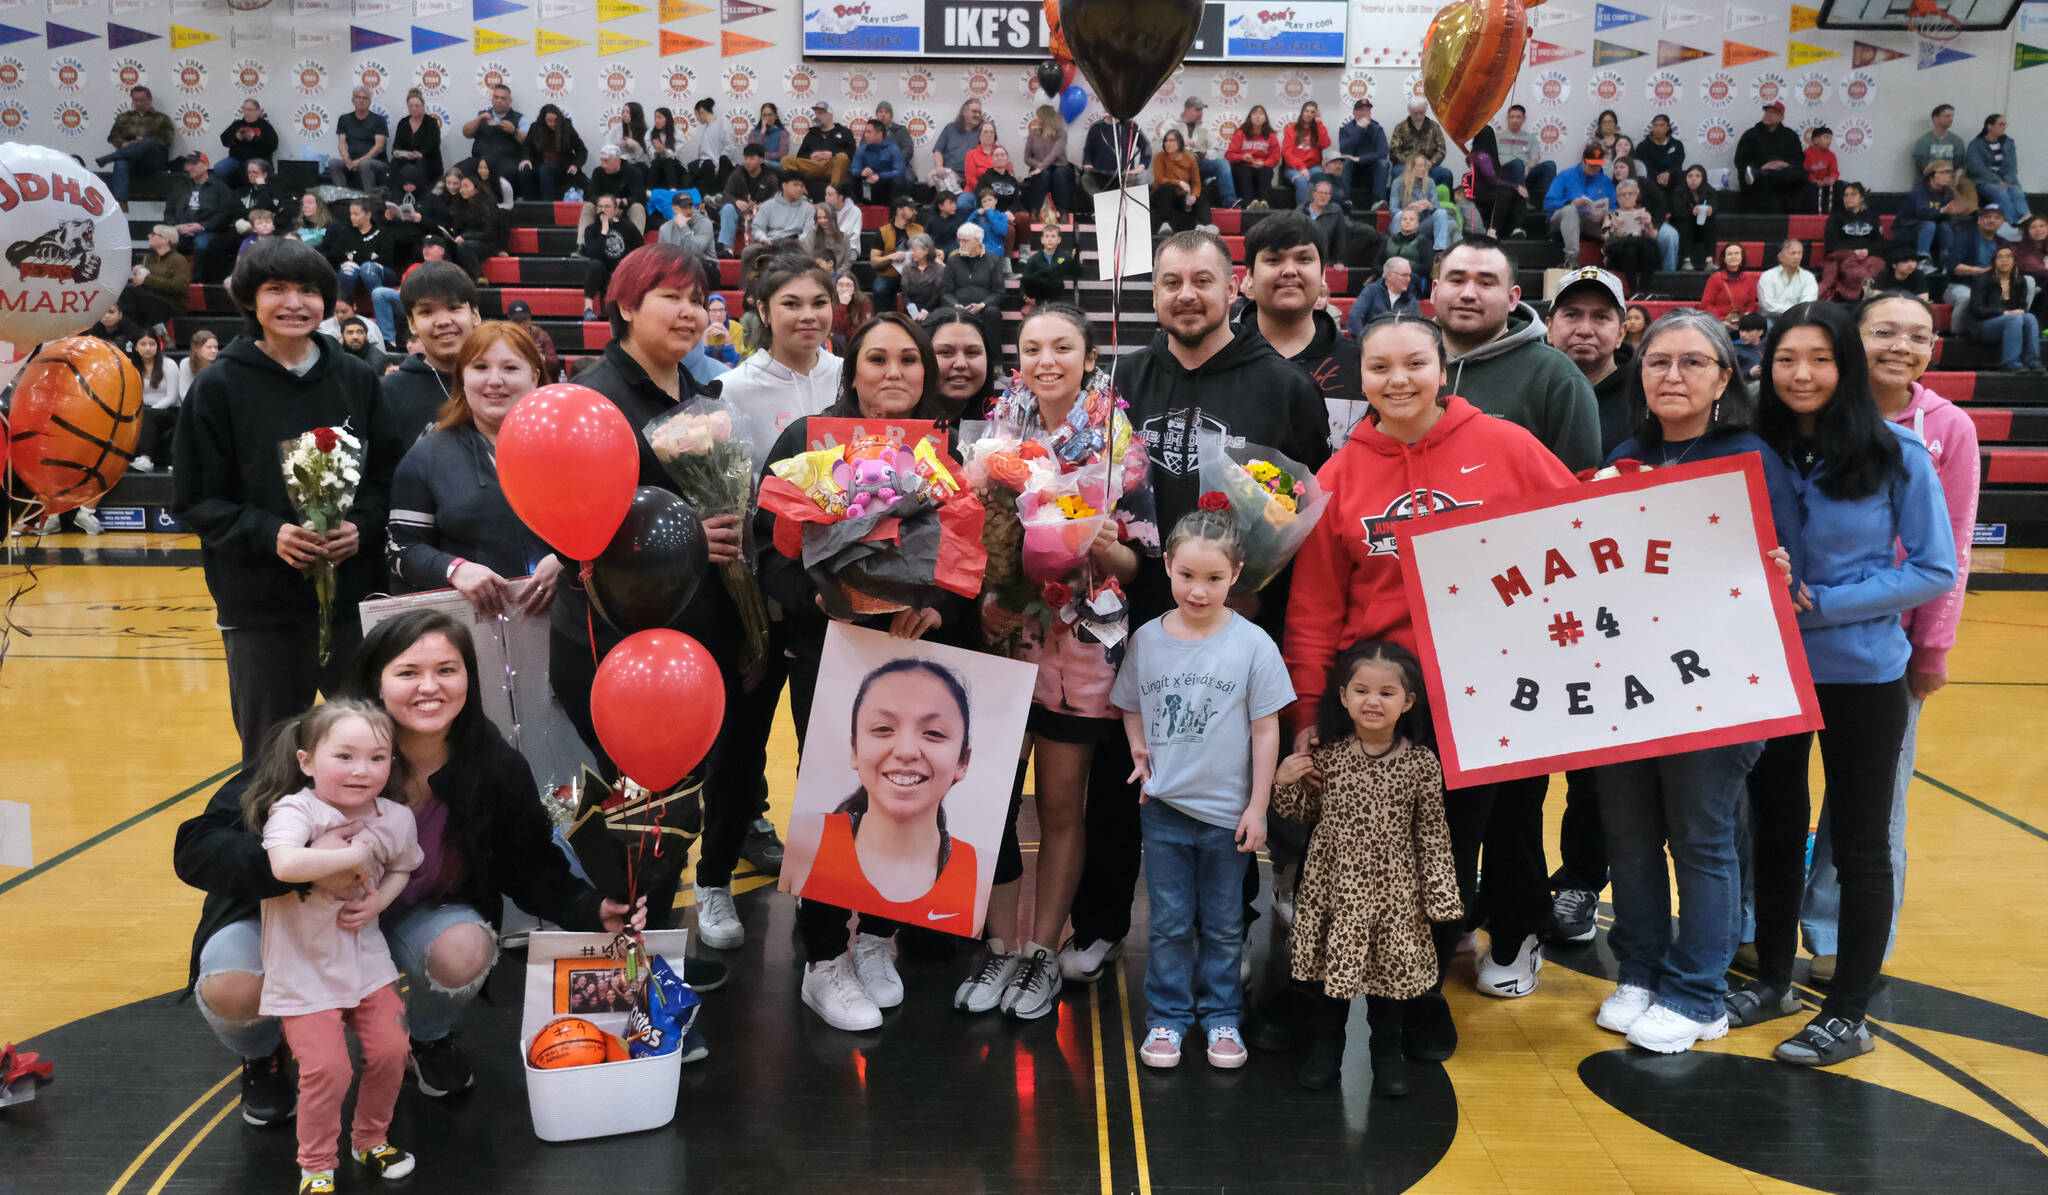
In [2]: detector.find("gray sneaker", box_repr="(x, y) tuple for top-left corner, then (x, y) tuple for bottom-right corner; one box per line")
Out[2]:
(954, 939), (1022, 1013)
(999, 942), (1063, 1020)
(1550, 888), (1598, 944)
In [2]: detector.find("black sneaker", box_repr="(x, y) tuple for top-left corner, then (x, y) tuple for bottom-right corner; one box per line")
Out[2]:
(740, 817), (785, 875)
(1370, 1050), (1411, 1098)
(682, 957), (728, 992)
(1773, 1015), (1875, 1067)
(1549, 888), (1599, 944)
(239, 1042), (297, 1127)
(408, 1034), (474, 1098)
(1401, 992), (1458, 1063)
(1724, 981), (1804, 1028)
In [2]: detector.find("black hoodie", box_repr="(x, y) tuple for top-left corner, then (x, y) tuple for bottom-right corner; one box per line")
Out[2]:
(171, 334), (400, 629)
(380, 354), (455, 444)
(1230, 302), (1365, 453)
(1116, 328), (1330, 628)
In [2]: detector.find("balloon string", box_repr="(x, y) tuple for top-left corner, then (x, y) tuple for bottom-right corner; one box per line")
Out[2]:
(577, 559), (597, 667)
(1107, 122), (1132, 395)
(493, 613), (520, 752)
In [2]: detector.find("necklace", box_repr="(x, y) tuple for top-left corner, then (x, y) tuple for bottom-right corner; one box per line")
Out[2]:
(1356, 736), (1399, 761)
(1661, 435), (1705, 467)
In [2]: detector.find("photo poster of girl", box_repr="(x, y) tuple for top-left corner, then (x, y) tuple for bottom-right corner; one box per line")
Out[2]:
(780, 623), (1038, 938)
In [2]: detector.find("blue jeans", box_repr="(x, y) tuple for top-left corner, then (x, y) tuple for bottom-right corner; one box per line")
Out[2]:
(370, 286), (403, 344)
(1802, 695), (1918, 958)
(109, 139), (167, 204)
(537, 162), (578, 202)
(1285, 167), (1316, 206)
(718, 202), (742, 250)
(1657, 222), (1679, 272)
(1390, 164), (1456, 203)
(340, 259), (392, 300)
(1975, 311), (2043, 366)
(1196, 157), (1237, 207)
(1596, 740), (1763, 1023)
(1141, 799), (1246, 1035)
(1424, 206), (1453, 251)
(1978, 181), (2029, 222)
(1912, 220), (1954, 266)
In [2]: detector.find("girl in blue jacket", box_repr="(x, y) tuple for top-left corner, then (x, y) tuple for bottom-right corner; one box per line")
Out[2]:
(1732, 302), (1957, 1068)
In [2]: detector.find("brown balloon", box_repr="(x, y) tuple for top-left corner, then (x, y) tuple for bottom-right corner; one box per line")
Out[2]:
(5, 336), (143, 512)
(1057, 0), (1202, 121)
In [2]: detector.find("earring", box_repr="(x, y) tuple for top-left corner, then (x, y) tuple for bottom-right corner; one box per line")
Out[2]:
(1711, 397), (1721, 425)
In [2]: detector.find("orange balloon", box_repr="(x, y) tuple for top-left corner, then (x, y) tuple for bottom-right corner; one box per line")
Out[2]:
(1422, 0), (1532, 153)
(6, 336), (142, 513)
(1043, 0), (1070, 62)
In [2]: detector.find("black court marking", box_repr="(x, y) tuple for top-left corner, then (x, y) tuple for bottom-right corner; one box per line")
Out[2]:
(1967, 574), (2048, 592)
(0, 547), (204, 567)
(0, 764), (238, 898)
(1915, 769), (2048, 843)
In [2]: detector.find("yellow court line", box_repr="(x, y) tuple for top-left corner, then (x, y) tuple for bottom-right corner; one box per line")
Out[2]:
(103, 1069), (239, 1195)
(143, 1094), (242, 1195)
(1114, 960), (1154, 1195)
(1087, 981), (1113, 1195)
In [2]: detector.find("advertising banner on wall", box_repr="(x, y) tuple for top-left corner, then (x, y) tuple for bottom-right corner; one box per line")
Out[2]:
(802, 0), (1345, 64)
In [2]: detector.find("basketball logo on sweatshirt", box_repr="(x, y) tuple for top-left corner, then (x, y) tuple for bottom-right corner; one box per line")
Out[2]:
(1363, 490), (1481, 556)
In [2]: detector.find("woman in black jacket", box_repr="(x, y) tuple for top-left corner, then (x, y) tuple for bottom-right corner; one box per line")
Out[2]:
(444, 173), (503, 282)
(389, 88), (445, 198)
(173, 609), (644, 1122)
(1674, 164), (1719, 270)
(523, 103), (588, 202)
(216, 99), (279, 188)
(1821, 182), (1888, 301)
(1967, 244), (2045, 371)
(579, 193), (635, 320)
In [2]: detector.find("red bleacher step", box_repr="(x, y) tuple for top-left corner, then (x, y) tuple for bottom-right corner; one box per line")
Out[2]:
(1983, 448), (2048, 485)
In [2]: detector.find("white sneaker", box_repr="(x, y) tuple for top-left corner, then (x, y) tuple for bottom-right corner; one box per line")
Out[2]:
(1001, 941), (1063, 1020)
(1057, 936), (1122, 983)
(1597, 984), (1656, 1034)
(1475, 933), (1544, 998)
(35, 513), (61, 535)
(954, 939), (1022, 1013)
(131, 455), (154, 473)
(801, 955), (882, 1031)
(1626, 1003), (1730, 1054)
(74, 507), (101, 535)
(693, 884), (743, 950)
(849, 932), (904, 1009)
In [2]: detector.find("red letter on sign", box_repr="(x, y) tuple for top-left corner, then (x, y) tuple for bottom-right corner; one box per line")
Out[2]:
(1590, 537), (1623, 573)
(1543, 548), (1577, 586)
(1644, 539), (1672, 575)
(1492, 566), (1533, 607)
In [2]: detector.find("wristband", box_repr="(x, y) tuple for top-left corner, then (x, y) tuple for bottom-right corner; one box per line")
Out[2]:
(446, 557), (468, 582)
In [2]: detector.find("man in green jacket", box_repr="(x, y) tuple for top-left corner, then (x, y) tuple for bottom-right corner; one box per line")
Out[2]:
(102, 85), (176, 207)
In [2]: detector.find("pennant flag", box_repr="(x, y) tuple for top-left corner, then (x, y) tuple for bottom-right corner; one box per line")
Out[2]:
(473, 0), (525, 18)
(351, 24), (402, 50)
(1657, 40), (1709, 66)
(1917, 41), (1971, 69)
(1790, 5), (1819, 33)
(474, 25), (525, 51)
(45, 21), (94, 47)
(539, 0), (592, 15)
(597, 0), (646, 18)
(660, 0), (711, 17)
(0, 25), (34, 48)
(106, 21), (159, 49)
(597, 28), (650, 53)
(1594, 4), (1645, 30)
(534, 27), (585, 52)
(412, 24), (464, 51)
(1660, 5), (1708, 30)
(1724, 4), (1769, 31)
(719, 27), (769, 55)
(169, 23), (217, 48)
(1723, 40), (1773, 67)
(414, 0), (462, 16)
(1785, 40), (1838, 67)
(660, 28), (709, 54)
(2017, 42), (2048, 71)
(1852, 40), (1907, 67)
(721, 0), (769, 19)
(1532, 6), (1582, 30)
(1527, 38), (1583, 65)
(1593, 39), (1645, 66)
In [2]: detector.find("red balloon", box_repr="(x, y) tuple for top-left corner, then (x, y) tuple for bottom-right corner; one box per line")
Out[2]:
(497, 383), (639, 561)
(590, 629), (725, 791)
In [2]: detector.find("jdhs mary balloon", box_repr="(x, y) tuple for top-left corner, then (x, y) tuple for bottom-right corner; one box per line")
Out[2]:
(0, 143), (127, 349)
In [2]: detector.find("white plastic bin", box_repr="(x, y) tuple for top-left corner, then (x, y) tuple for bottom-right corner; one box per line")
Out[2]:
(520, 929), (688, 1142)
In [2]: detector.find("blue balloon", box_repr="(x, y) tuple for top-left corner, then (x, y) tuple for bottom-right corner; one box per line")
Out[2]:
(1059, 85), (1088, 124)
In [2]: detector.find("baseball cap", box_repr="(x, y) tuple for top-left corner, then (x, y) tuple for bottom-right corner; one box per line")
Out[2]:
(1354, 99), (1372, 112)
(812, 100), (832, 114)
(1581, 144), (1606, 164)
(599, 143), (621, 158)
(182, 151), (210, 168)
(1762, 101), (1785, 113)
(506, 300), (533, 319)
(1554, 266), (1626, 311)
(1183, 97), (1205, 110)
(1982, 201), (2004, 213)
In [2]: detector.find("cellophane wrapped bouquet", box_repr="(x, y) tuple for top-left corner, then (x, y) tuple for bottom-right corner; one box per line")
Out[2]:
(279, 424), (361, 664)
(757, 426), (988, 618)
(644, 399), (772, 664)
(1194, 432), (1329, 592)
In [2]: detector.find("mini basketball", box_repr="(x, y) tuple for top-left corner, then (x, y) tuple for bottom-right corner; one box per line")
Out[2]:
(6, 335), (142, 512)
(526, 1017), (608, 1069)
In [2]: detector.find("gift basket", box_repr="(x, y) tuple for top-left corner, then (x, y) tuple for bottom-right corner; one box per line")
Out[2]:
(1195, 432), (1330, 592)
(756, 419), (988, 619)
(520, 929), (699, 1142)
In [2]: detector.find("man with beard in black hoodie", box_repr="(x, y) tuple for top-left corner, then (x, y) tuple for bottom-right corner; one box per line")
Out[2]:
(172, 237), (404, 763)
(1050, 228), (1329, 994)
(1231, 210), (1365, 453)
(380, 263), (481, 441)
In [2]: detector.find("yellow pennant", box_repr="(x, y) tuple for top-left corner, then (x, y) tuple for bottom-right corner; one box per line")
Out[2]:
(598, 0), (648, 19)
(1790, 5), (1819, 32)
(660, 0), (711, 18)
(169, 24), (218, 49)
(598, 29), (652, 53)
(474, 26), (526, 53)
(1786, 40), (1839, 67)
(535, 28), (588, 53)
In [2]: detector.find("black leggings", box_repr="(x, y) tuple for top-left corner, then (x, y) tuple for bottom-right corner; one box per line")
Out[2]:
(1747, 679), (1908, 1022)
(1605, 235), (1659, 297)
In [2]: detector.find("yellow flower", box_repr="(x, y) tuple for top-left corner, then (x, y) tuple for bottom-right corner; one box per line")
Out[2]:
(1055, 495), (1098, 519)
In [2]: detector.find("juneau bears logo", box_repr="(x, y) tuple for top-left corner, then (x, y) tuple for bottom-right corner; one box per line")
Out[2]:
(1362, 489), (1482, 556)
(7, 219), (101, 284)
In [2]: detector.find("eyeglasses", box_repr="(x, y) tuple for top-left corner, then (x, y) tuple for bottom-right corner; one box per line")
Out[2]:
(1864, 327), (1936, 349)
(1640, 353), (1722, 377)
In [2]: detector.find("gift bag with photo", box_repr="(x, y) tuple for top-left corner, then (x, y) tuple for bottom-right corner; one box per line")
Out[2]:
(778, 624), (1038, 938)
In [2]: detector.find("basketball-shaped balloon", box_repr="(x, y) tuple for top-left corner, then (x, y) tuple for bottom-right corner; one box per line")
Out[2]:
(6, 335), (142, 512)
(0, 142), (127, 346)
(527, 1017), (608, 1069)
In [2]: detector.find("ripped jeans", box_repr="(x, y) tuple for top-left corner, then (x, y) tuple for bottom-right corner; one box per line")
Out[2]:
(195, 904), (498, 1057)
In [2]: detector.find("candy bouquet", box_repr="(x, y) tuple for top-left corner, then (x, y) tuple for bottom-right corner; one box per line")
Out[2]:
(756, 420), (988, 618)
(644, 399), (773, 664)
(1194, 432), (1329, 592)
(280, 424), (362, 664)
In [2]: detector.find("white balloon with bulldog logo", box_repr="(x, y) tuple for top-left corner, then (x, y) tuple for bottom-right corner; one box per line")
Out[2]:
(0, 142), (126, 348)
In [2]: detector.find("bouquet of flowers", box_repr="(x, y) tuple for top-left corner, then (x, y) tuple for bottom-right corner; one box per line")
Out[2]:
(280, 424), (362, 664)
(644, 398), (772, 666)
(757, 422), (988, 619)
(1194, 432), (1329, 592)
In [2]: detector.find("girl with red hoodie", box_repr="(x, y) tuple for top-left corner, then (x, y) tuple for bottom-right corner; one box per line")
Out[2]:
(1282, 314), (1576, 1056)
(1227, 106), (1286, 210)
(1282, 102), (1333, 208)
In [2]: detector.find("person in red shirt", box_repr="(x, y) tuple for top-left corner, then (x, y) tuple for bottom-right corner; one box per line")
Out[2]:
(1282, 102), (1333, 208)
(1804, 126), (1840, 213)
(1227, 106), (1287, 210)
(1701, 242), (1760, 330)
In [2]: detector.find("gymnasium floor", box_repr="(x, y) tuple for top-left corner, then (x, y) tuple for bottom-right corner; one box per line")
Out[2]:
(3, 537), (2046, 1193)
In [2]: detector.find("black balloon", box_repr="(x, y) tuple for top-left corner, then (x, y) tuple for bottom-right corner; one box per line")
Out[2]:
(1057, 0), (1202, 121)
(1036, 59), (1064, 98)
(587, 487), (709, 634)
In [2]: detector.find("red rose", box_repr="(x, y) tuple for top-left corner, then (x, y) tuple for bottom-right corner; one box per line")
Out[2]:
(986, 452), (1032, 491)
(1018, 440), (1050, 461)
(311, 427), (339, 453)
(1198, 490), (1230, 512)
(1042, 581), (1073, 609)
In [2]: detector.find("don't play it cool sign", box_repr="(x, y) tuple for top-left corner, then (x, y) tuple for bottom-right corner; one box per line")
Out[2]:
(1397, 457), (1822, 788)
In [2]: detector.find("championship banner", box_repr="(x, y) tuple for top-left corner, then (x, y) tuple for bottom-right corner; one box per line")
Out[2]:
(1396, 459), (1820, 788)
